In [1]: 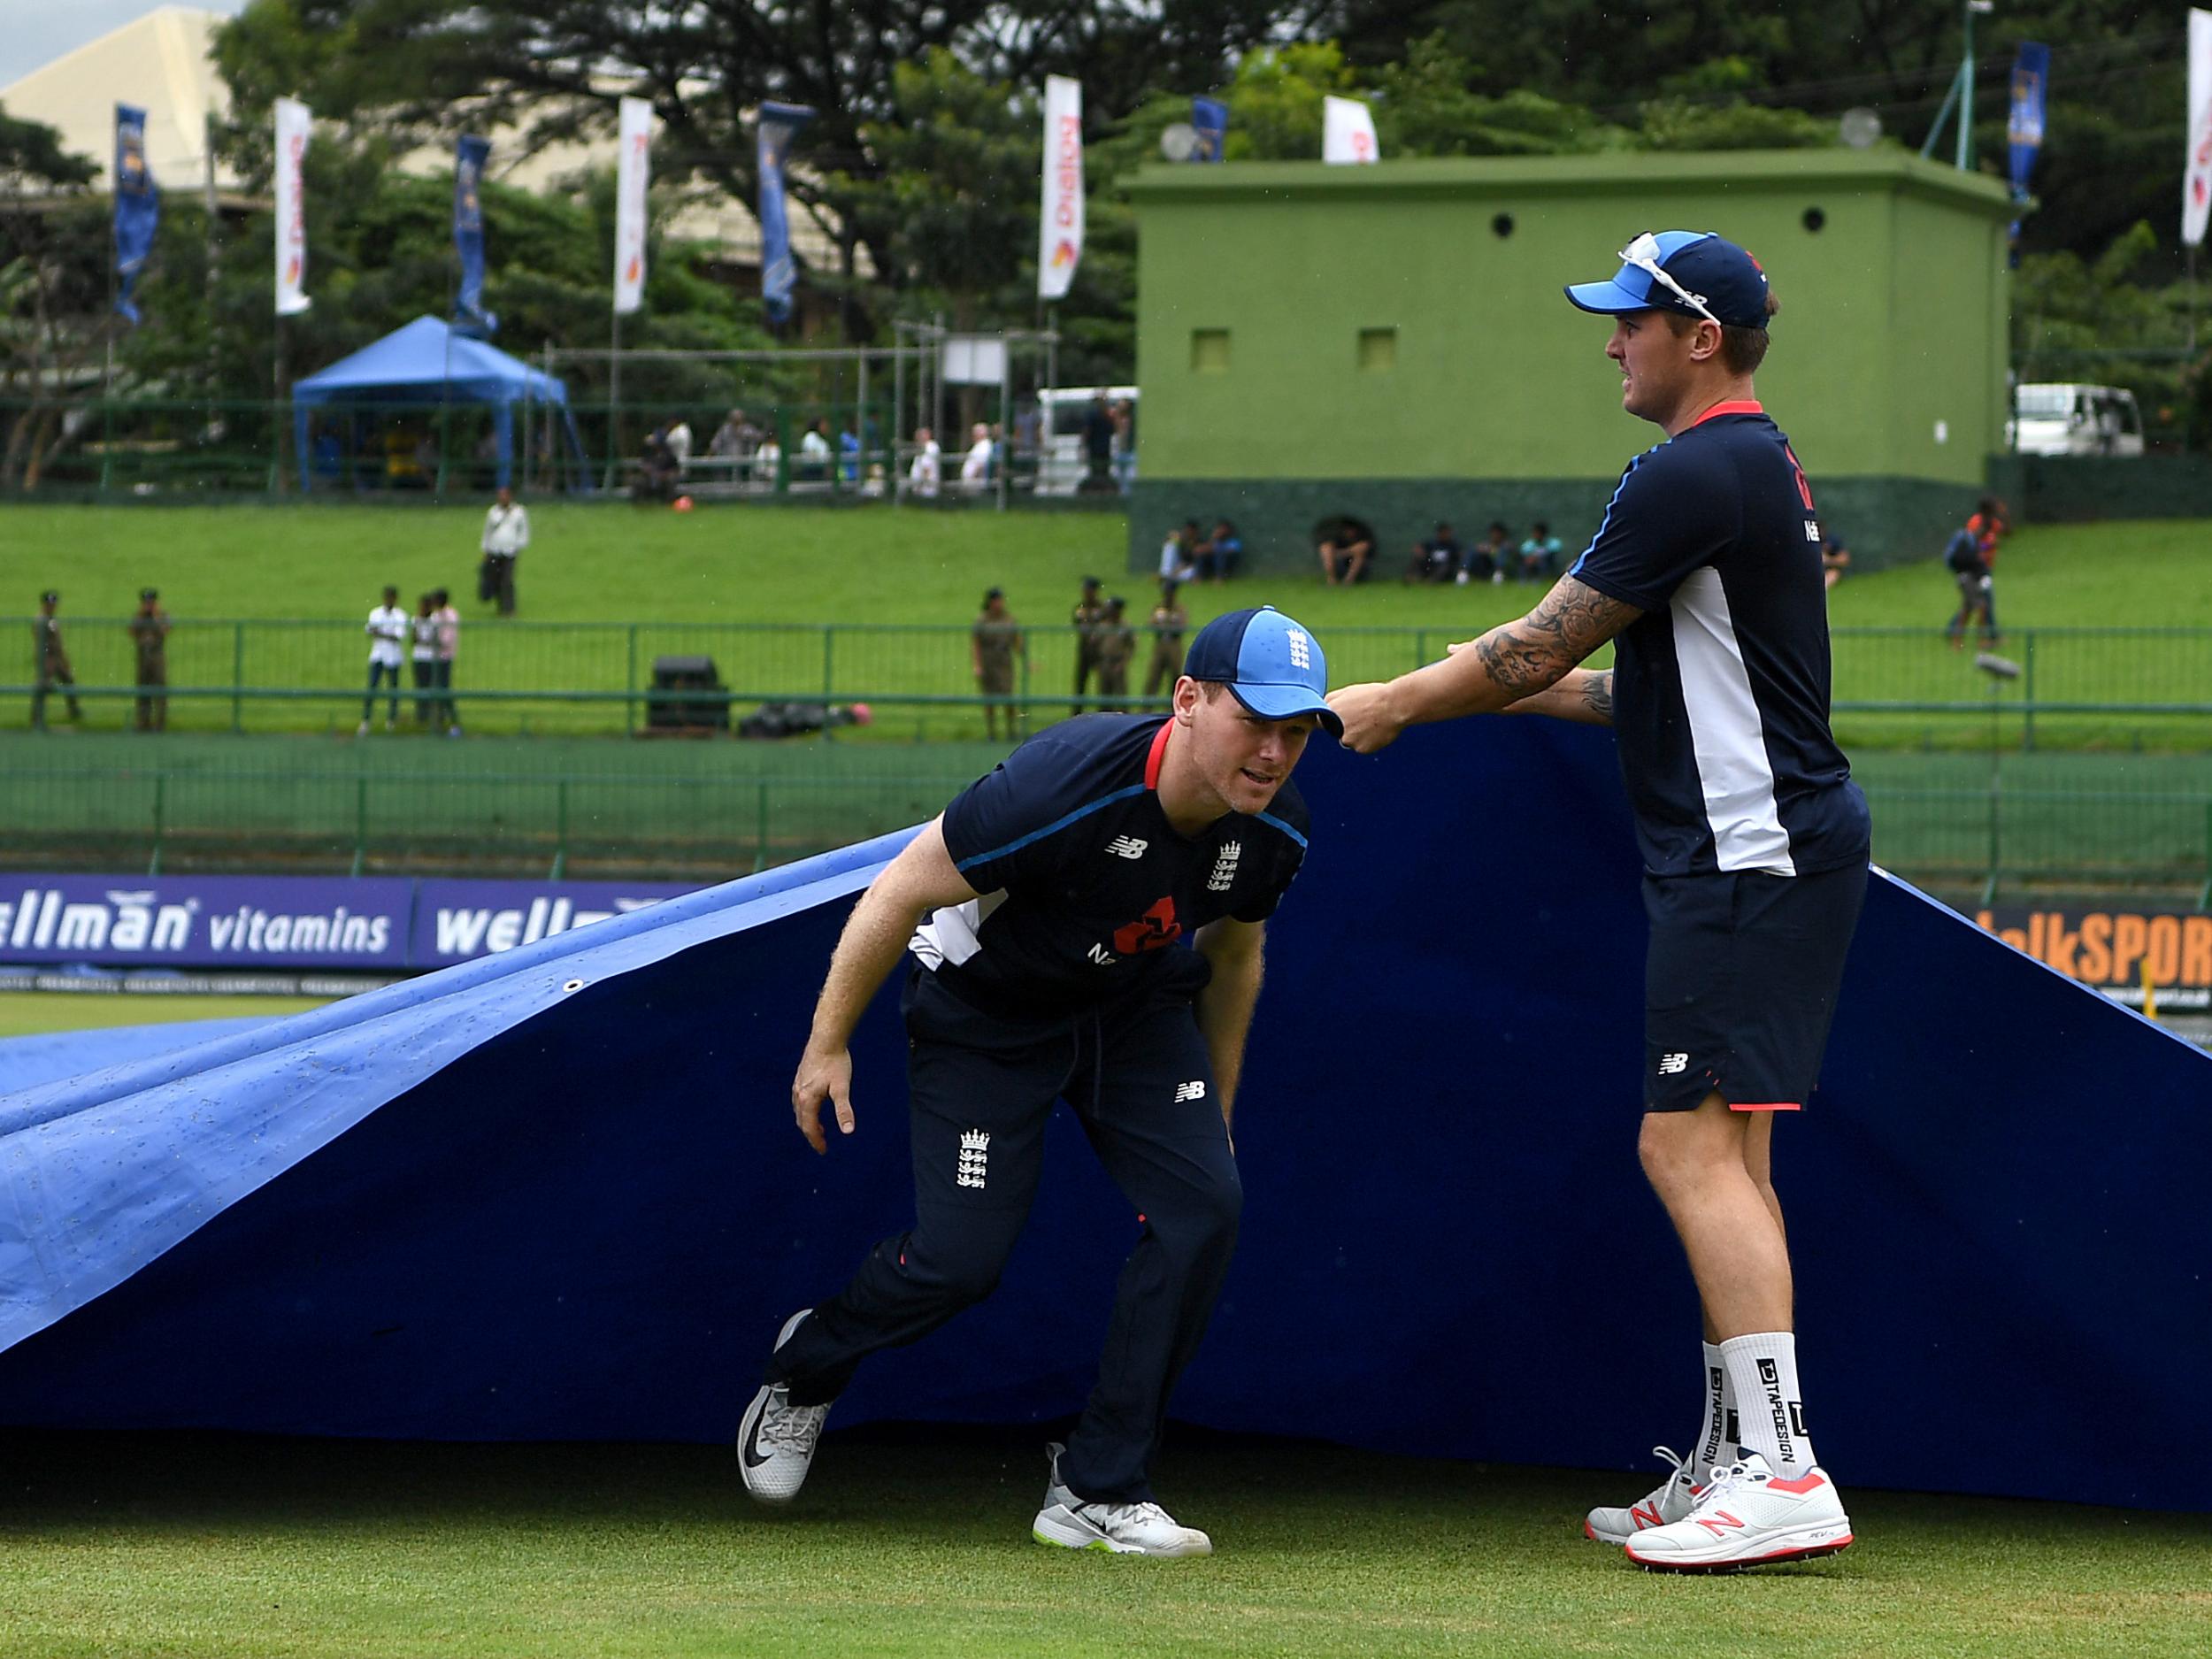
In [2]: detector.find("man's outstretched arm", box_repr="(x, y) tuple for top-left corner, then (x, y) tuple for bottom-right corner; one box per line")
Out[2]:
(791, 817), (979, 1154)
(1328, 575), (1640, 752)
(1502, 667), (1616, 726)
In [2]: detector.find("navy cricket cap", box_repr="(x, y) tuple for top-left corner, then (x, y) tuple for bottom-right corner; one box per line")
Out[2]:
(1181, 606), (1341, 738)
(1564, 230), (1771, 330)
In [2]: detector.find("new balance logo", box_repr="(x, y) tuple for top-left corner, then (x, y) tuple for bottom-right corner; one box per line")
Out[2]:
(1285, 628), (1311, 670)
(1657, 1053), (1688, 1075)
(1087, 943), (1115, 966)
(1804, 520), (1823, 542)
(1696, 1510), (1747, 1537)
(1172, 1079), (1207, 1103)
(1103, 835), (1148, 859)
(956, 1129), (990, 1190)
(1631, 1502), (1663, 1530)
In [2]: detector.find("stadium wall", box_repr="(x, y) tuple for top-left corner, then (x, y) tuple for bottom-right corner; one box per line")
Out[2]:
(1127, 150), (2016, 576)
(0, 719), (2205, 1513)
(1987, 453), (2212, 523)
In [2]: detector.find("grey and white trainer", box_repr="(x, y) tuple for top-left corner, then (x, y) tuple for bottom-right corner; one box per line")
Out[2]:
(1031, 1441), (1212, 1557)
(736, 1309), (832, 1506)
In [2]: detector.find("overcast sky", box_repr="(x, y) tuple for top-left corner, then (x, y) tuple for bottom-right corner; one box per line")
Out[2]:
(0, 1), (249, 94)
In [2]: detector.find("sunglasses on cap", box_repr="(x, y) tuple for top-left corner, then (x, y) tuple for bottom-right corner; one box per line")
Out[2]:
(1617, 232), (1720, 328)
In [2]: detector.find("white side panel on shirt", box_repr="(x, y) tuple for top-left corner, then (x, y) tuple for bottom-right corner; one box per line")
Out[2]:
(909, 890), (1007, 969)
(1668, 567), (1796, 876)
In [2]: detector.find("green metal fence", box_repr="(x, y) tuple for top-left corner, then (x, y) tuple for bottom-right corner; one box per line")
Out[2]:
(9, 620), (2211, 746)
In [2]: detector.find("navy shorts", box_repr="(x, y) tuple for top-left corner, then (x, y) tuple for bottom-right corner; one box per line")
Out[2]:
(1641, 861), (1867, 1113)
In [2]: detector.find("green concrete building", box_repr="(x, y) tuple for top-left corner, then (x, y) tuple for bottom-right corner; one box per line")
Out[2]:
(1125, 150), (2016, 578)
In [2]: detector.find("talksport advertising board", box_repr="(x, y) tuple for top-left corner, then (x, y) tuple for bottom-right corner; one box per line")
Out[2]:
(0, 875), (700, 973)
(1976, 904), (2212, 1011)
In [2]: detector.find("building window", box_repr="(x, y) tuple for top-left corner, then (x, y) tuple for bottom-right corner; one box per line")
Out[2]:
(1191, 328), (1231, 373)
(1357, 327), (1397, 373)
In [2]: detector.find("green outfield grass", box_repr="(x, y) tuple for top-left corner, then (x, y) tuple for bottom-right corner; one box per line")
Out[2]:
(0, 993), (326, 1038)
(0, 500), (2205, 630)
(1, 1429), (2204, 1659)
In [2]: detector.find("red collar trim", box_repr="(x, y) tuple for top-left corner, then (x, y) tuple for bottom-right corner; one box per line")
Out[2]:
(1686, 399), (1763, 429)
(1144, 718), (1174, 790)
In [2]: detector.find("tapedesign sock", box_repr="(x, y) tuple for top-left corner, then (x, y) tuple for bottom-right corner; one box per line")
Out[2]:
(1692, 1340), (1738, 1480)
(1719, 1331), (1816, 1474)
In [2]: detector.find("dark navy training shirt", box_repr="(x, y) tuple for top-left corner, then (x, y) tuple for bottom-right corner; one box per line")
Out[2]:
(1569, 401), (1870, 879)
(916, 714), (1310, 1018)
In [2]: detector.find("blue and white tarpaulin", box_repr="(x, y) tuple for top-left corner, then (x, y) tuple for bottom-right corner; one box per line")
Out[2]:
(452, 134), (496, 335)
(1191, 96), (1228, 163)
(112, 104), (159, 325)
(0, 730), (2204, 1513)
(756, 102), (814, 326)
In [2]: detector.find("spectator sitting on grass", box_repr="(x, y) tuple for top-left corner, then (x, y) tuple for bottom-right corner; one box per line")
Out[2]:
(1518, 520), (1563, 581)
(1195, 518), (1242, 583)
(1405, 520), (1463, 584)
(1158, 521), (1200, 583)
(1820, 531), (1851, 591)
(1318, 518), (1374, 586)
(1463, 521), (1512, 584)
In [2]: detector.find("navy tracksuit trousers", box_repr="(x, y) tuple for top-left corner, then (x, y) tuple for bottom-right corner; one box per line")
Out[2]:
(768, 964), (1240, 1504)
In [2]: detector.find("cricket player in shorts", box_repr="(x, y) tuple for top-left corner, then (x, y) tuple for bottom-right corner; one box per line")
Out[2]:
(740, 607), (1336, 1556)
(1329, 231), (1870, 1571)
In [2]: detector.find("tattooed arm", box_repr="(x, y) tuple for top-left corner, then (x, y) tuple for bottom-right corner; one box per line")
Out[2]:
(1328, 576), (1640, 751)
(1502, 668), (1616, 726)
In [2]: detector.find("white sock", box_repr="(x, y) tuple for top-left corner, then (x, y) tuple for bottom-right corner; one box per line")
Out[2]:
(1691, 1341), (1738, 1480)
(1719, 1331), (1816, 1474)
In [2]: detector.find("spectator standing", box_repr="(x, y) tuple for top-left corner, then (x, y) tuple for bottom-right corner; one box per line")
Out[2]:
(434, 587), (462, 735)
(909, 426), (941, 499)
(1405, 521), (1463, 583)
(410, 593), (442, 728)
(127, 586), (170, 733)
(1079, 395), (1115, 493)
(30, 589), (80, 732)
(1157, 522), (1197, 583)
(839, 421), (862, 484)
(1966, 495), (2008, 552)
(1070, 575), (1107, 713)
(1110, 399), (1136, 492)
(359, 584), (408, 735)
(1094, 595), (1136, 703)
(800, 418), (833, 481)
(972, 586), (1027, 741)
(755, 432), (784, 488)
(961, 422), (994, 493)
(1144, 580), (1189, 703)
(1519, 520), (1564, 581)
(666, 416), (695, 474)
(1942, 520), (1999, 649)
(480, 485), (530, 615)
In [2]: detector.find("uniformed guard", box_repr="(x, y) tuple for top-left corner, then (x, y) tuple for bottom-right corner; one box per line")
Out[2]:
(971, 586), (1026, 741)
(1094, 595), (1135, 703)
(1144, 579), (1189, 706)
(128, 587), (171, 733)
(31, 590), (80, 732)
(1069, 575), (1105, 714)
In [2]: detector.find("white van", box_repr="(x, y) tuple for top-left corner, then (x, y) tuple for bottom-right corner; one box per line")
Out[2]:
(1035, 385), (1137, 495)
(2008, 383), (2146, 457)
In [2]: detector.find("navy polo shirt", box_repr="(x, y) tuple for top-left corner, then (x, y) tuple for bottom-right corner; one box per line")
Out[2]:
(914, 714), (1310, 1018)
(1570, 401), (1870, 879)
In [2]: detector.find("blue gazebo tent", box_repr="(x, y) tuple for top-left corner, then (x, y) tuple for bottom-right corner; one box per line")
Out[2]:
(290, 315), (583, 492)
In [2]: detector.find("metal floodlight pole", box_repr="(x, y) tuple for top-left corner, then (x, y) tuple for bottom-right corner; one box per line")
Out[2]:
(1960, 0), (1993, 173)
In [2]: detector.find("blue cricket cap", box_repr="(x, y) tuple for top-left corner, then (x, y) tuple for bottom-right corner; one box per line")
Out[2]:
(1564, 230), (1771, 331)
(1181, 606), (1341, 738)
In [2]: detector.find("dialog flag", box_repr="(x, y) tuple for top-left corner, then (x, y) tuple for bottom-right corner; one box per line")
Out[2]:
(274, 97), (311, 316)
(1038, 76), (1085, 301)
(113, 104), (159, 325)
(1323, 96), (1379, 165)
(2189, 9), (2212, 248)
(757, 102), (814, 326)
(1191, 96), (1228, 163)
(453, 134), (496, 335)
(613, 96), (652, 316)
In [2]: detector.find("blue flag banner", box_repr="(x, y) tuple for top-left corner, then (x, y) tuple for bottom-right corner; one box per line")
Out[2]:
(112, 104), (159, 325)
(1191, 96), (1228, 163)
(2008, 42), (2048, 200)
(452, 134), (497, 336)
(757, 102), (815, 326)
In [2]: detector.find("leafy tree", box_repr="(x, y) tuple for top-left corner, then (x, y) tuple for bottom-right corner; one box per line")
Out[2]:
(0, 110), (112, 488)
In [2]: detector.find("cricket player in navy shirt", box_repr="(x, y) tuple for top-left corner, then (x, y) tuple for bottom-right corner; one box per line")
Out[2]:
(1331, 231), (1869, 1572)
(740, 607), (1336, 1557)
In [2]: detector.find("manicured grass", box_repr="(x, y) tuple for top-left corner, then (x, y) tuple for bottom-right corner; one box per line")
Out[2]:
(0, 993), (325, 1038)
(0, 1429), (2204, 1659)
